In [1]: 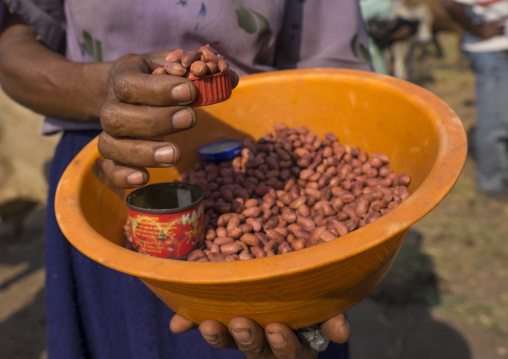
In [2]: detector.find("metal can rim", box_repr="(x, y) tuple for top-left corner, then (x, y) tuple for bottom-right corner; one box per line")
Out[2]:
(125, 182), (204, 214)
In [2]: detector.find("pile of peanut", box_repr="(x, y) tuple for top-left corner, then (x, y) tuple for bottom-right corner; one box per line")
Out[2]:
(152, 44), (230, 79)
(123, 124), (410, 261)
(174, 123), (410, 262)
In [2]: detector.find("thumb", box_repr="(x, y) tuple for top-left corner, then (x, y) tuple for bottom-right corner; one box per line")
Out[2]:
(320, 313), (351, 344)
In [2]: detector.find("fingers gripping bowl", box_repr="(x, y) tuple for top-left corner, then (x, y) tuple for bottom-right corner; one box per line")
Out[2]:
(55, 69), (467, 329)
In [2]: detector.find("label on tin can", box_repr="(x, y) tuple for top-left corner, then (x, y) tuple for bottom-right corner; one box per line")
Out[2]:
(127, 201), (205, 259)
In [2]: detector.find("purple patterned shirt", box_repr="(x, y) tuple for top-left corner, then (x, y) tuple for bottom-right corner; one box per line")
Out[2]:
(1, 0), (372, 134)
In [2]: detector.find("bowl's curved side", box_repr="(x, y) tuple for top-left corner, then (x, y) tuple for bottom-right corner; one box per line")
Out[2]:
(55, 150), (129, 264)
(141, 229), (409, 328)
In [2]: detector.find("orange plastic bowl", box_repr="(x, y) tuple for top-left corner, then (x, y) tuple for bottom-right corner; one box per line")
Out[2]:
(55, 69), (467, 329)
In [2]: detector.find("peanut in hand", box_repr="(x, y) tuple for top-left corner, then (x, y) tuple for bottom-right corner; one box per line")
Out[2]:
(190, 61), (208, 78)
(165, 49), (184, 62)
(164, 61), (186, 76)
(155, 45), (230, 79)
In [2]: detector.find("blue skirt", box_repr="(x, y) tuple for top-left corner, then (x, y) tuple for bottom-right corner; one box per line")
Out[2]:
(45, 130), (349, 359)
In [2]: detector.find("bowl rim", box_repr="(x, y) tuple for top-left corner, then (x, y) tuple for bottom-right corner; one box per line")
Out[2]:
(55, 68), (467, 285)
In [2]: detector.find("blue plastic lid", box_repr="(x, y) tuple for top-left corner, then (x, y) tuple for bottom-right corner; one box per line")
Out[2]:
(198, 140), (243, 162)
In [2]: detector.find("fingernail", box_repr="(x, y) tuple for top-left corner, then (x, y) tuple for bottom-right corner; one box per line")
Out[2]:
(154, 145), (176, 164)
(172, 109), (195, 130)
(231, 329), (253, 345)
(201, 333), (219, 344)
(172, 84), (192, 102)
(267, 331), (286, 348)
(126, 171), (144, 185)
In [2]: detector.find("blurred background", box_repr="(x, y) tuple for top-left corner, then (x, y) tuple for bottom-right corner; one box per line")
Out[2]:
(1, 1), (507, 358)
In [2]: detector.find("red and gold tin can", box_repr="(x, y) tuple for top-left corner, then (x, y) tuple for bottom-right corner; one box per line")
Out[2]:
(125, 182), (205, 259)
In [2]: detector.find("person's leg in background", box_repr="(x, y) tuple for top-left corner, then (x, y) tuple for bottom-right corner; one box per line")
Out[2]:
(466, 45), (508, 196)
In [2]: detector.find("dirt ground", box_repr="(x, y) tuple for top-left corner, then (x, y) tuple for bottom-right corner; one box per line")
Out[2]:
(1, 33), (507, 359)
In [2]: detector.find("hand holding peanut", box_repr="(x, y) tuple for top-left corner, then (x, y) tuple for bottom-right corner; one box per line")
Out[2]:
(98, 51), (197, 189)
(98, 47), (238, 189)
